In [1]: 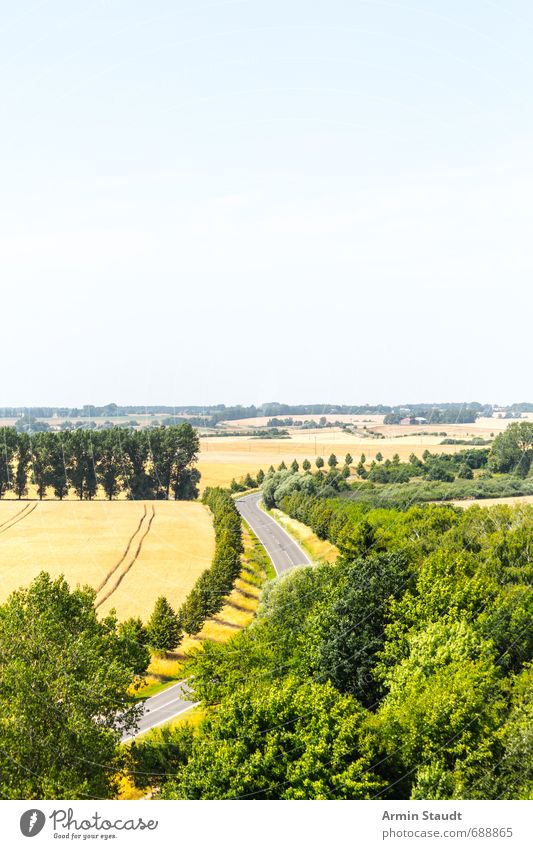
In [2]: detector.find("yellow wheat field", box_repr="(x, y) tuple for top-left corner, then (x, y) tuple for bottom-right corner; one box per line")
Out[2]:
(0, 500), (215, 620)
(197, 429), (484, 490)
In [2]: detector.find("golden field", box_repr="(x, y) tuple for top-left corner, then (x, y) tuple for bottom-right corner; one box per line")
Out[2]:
(197, 424), (495, 490)
(0, 500), (214, 620)
(451, 494), (533, 508)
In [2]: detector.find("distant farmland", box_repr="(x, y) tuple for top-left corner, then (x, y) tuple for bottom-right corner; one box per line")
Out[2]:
(0, 501), (215, 620)
(196, 426), (493, 490)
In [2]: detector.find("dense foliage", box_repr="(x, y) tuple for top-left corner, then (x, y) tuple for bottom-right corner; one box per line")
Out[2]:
(489, 422), (533, 478)
(260, 440), (533, 513)
(0, 424), (200, 500)
(149, 500), (532, 800)
(0, 573), (149, 799)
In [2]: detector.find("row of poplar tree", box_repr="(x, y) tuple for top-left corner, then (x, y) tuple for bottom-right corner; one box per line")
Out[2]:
(139, 487), (244, 652)
(0, 424), (200, 500)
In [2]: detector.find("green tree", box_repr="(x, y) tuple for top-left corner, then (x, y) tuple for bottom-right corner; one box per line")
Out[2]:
(170, 424), (201, 500)
(173, 467), (201, 500)
(118, 616), (150, 657)
(290, 459), (299, 473)
(30, 432), (51, 499)
(376, 622), (506, 799)
(47, 432), (70, 500)
(315, 553), (409, 707)
(425, 461), (454, 482)
(315, 456), (324, 469)
(327, 453), (338, 468)
(345, 453), (353, 466)
(376, 452), (383, 463)
(14, 432), (31, 499)
(302, 459), (311, 471)
(97, 429), (123, 500)
(256, 468), (265, 484)
(489, 422), (533, 478)
(0, 428), (17, 498)
(278, 460), (287, 471)
(127, 724), (194, 790)
(68, 430), (89, 500)
(120, 429), (155, 499)
(147, 596), (182, 652)
(0, 572), (148, 799)
(161, 678), (383, 800)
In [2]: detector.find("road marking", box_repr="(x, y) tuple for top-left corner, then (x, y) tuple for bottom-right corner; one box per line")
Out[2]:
(122, 702), (198, 742)
(144, 692), (192, 717)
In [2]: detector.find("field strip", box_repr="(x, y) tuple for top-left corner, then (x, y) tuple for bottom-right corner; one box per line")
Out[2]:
(0, 503), (37, 536)
(95, 505), (147, 593)
(95, 506), (156, 609)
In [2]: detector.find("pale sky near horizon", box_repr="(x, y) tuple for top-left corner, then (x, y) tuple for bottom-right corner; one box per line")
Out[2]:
(1, 1), (531, 408)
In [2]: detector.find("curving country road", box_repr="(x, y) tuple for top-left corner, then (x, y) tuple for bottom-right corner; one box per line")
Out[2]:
(235, 491), (310, 575)
(123, 492), (309, 741)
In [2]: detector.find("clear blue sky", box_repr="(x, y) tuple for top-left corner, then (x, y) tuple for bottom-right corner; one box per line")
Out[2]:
(1, 1), (531, 407)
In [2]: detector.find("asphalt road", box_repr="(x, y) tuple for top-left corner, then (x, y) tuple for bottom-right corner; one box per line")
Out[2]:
(235, 491), (310, 575)
(121, 680), (196, 742)
(123, 492), (309, 741)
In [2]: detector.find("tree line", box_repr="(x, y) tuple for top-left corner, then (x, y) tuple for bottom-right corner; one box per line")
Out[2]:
(0, 424), (200, 500)
(134, 487), (244, 653)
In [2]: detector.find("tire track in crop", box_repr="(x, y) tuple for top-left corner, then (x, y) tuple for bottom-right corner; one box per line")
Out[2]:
(95, 505), (147, 593)
(0, 503), (37, 536)
(95, 506), (155, 609)
(0, 503), (30, 530)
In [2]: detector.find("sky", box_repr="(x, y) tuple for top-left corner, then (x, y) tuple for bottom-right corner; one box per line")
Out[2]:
(1, 0), (531, 407)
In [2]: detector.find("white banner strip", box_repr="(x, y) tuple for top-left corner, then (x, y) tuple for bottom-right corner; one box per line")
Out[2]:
(2, 799), (531, 849)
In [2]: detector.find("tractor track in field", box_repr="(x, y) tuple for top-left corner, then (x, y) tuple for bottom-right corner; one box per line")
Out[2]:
(0, 503), (30, 530)
(95, 505), (147, 593)
(95, 506), (155, 609)
(0, 503), (37, 536)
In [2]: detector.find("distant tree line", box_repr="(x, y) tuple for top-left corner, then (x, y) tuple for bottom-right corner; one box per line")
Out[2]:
(0, 424), (200, 500)
(1, 399), (503, 425)
(384, 405), (481, 424)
